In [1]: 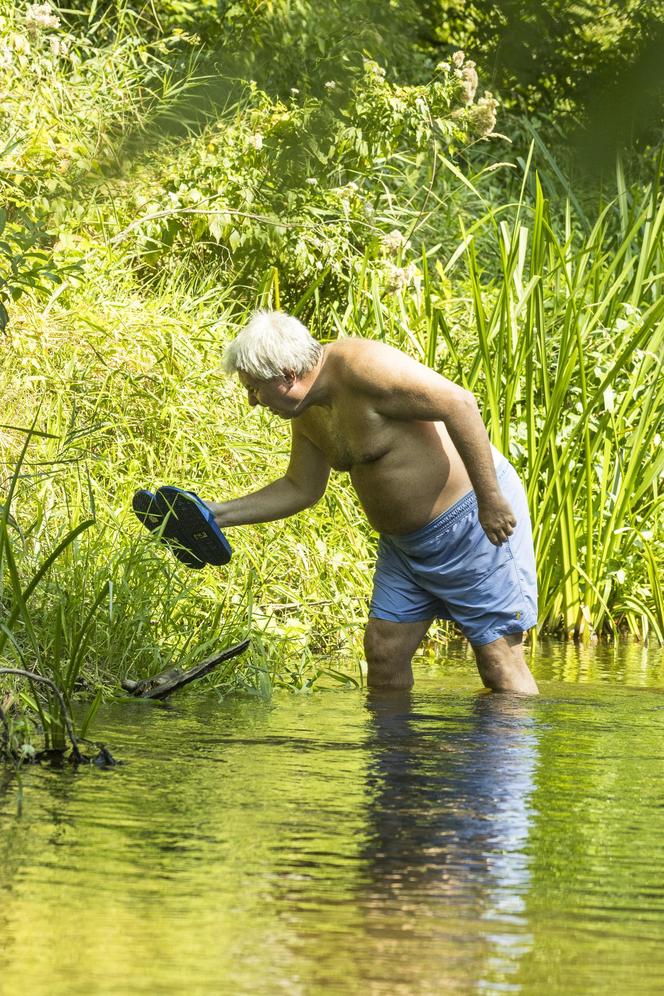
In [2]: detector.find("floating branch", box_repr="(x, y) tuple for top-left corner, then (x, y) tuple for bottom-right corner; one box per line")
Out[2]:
(121, 639), (251, 700)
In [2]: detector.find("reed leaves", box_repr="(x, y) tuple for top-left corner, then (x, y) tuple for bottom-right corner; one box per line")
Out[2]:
(439, 162), (663, 639)
(336, 152), (662, 640)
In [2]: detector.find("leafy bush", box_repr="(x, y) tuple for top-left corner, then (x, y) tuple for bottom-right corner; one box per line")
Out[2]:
(0, 1), (210, 324)
(423, 0), (664, 164)
(0, 178), (64, 332)
(120, 52), (500, 302)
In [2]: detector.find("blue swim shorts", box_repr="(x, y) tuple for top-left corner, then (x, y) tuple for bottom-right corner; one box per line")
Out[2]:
(369, 459), (538, 646)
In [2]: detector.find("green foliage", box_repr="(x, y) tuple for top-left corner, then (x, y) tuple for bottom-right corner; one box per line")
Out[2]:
(457, 167), (664, 640)
(0, 135), (86, 331)
(424, 0), (664, 165)
(121, 54), (496, 294)
(214, 0), (428, 88)
(0, 199), (53, 331)
(0, 423), (98, 754)
(0, 1), (206, 327)
(0, 291), (369, 755)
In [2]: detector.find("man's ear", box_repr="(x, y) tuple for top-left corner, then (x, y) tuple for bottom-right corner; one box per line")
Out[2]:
(282, 369), (296, 386)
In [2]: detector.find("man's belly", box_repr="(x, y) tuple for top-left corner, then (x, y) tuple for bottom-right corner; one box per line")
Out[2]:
(351, 442), (503, 535)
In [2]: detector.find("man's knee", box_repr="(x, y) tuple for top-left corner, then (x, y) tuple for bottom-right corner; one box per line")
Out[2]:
(364, 619), (426, 690)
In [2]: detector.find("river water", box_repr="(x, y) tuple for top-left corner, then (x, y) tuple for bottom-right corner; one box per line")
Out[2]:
(1, 641), (663, 995)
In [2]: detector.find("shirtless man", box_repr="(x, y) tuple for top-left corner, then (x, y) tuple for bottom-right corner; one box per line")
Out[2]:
(210, 310), (539, 695)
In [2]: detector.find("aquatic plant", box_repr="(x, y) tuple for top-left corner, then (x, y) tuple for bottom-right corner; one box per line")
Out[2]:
(0, 420), (99, 754)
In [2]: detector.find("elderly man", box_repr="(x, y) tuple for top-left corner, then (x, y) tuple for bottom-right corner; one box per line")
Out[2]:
(209, 310), (538, 694)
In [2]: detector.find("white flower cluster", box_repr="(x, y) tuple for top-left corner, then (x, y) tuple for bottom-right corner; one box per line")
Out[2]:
(451, 49), (478, 105)
(468, 92), (498, 137)
(50, 36), (69, 57)
(25, 3), (60, 35)
(247, 133), (263, 150)
(385, 262), (417, 292)
(457, 62), (478, 104)
(324, 80), (337, 91)
(382, 229), (410, 255)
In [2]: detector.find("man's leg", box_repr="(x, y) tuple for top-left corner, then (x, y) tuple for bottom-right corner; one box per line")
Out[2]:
(364, 617), (432, 690)
(472, 633), (539, 695)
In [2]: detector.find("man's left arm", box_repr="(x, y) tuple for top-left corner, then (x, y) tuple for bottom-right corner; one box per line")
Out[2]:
(350, 342), (516, 546)
(433, 392), (516, 546)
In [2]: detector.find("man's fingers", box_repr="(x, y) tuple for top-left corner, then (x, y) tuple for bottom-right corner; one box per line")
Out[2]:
(481, 511), (517, 545)
(487, 526), (512, 545)
(501, 517), (516, 539)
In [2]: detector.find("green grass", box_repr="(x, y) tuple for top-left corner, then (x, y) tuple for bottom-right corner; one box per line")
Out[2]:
(0, 283), (371, 756)
(338, 158), (664, 641)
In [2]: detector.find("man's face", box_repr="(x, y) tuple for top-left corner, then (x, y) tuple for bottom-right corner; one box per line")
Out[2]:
(238, 370), (300, 418)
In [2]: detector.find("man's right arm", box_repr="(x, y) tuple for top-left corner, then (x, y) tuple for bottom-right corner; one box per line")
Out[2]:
(207, 428), (330, 528)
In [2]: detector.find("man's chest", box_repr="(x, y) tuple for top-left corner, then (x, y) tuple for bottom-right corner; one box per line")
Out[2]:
(300, 403), (392, 472)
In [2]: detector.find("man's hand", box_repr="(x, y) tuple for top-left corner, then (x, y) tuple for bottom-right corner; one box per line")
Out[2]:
(477, 495), (517, 546)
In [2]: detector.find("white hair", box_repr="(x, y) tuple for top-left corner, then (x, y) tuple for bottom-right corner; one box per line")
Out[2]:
(222, 310), (322, 380)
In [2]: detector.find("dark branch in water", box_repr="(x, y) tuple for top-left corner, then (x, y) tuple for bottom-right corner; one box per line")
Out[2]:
(122, 639), (251, 700)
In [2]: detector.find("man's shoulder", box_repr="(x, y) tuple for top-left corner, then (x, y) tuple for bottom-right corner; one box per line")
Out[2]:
(327, 337), (407, 372)
(327, 337), (395, 355)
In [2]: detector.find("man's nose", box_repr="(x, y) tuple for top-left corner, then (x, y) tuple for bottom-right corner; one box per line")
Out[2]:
(247, 392), (259, 407)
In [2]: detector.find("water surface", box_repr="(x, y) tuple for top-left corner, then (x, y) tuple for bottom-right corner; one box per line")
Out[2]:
(1, 642), (663, 995)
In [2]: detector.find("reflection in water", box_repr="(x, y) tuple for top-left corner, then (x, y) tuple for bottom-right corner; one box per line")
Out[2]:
(360, 691), (538, 991)
(2, 652), (664, 996)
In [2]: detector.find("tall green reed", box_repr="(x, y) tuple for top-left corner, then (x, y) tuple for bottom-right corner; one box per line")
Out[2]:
(459, 166), (663, 640)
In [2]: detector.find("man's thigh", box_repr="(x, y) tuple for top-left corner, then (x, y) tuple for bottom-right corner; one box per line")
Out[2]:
(416, 463), (537, 646)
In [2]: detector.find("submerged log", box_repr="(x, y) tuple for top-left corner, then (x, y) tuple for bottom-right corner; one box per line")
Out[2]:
(121, 639), (250, 700)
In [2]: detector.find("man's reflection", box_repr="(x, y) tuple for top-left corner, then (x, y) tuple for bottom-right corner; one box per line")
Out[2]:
(356, 688), (538, 989)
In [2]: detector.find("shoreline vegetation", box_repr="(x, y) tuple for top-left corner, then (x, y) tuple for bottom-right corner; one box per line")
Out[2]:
(1, 0), (662, 761)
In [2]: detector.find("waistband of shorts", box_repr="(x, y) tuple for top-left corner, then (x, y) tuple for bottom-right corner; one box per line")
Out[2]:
(384, 456), (512, 545)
